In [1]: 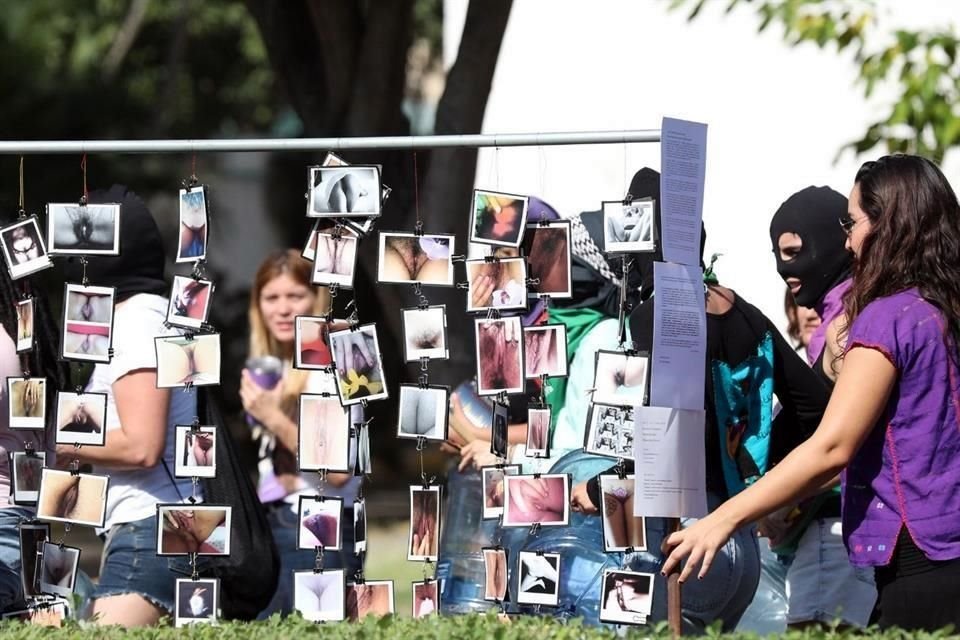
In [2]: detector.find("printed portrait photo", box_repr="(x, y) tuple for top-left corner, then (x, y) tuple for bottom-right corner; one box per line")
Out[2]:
(377, 232), (455, 286)
(175, 578), (218, 627)
(523, 324), (568, 379)
(481, 464), (520, 520)
(166, 276), (213, 329)
(502, 474), (569, 528)
(600, 475), (646, 552)
(157, 505), (231, 556)
(401, 306), (448, 361)
(474, 317), (524, 396)
(36, 468), (109, 527)
(307, 166), (381, 218)
(599, 569), (655, 625)
(470, 189), (529, 247)
(298, 496), (343, 550)
(397, 384), (448, 441)
(298, 393), (351, 472)
(54, 391), (107, 447)
(7, 377), (46, 430)
(178, 186), (208, 263)
(329, 324), (388, 405)
(521, 221), (572, 298)
(155, 334), (221, 388)
(465, 257), (527, 312)
(174, 425), (216, 478)
(0, 217), (52, 280)
(592, 350), (649, 407)
(346, 580), (394, 621)
(408, 485), (441, 561)
(603, 199), (656, 254)
(47, 203), (120, 255)
(516, 551), (560, 607)
(293, 569), (346, 622)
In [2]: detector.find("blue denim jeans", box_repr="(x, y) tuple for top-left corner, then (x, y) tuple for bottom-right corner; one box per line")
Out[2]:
(0, 507), (35, 612)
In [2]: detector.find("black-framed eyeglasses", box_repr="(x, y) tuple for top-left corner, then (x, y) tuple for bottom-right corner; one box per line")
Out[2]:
(838, 216), (858, 235)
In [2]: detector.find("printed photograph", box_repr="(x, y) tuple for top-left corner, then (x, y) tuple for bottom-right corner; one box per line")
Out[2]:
(0, 217), (52, 280)
(36, 469), (109, 527)
(177, 186), (208, 263)
(408, 485), (441, 561)
(411, 580), (439, 618)
(297, 496), (343, 550)
(155, 334), (221, 388)
(307, 166), (381, 218)
(11, 451), (46, 504)
(483, 547), (508, 602)
(54, 391), (107, 447)
(525, 407), (551, 458)
(38, 542), (80, 598)
(346, 580), (394, 621)
(521, 221), (572, 298)
(474, 317), (524, 396)
(401, 306), (448, 361)
(8, 377), (46, 430)
(321, 151), (392, 216)
(491, 401), (508, 459)
(175, 578), (218, 627)
(303, 219), (357, 261)
(354, 497), (367, 556)
(166, 276), (213, 329)
(157, 505), (231, 556)
(47, 203), (120, 255)
(18, 522), (49, 598)
(312, 233), (358, 288)
(470, 189), (528, 247)
(329, 324), (388, 405)
(397, 384), (448, 441)
(377, 232), (455, 286)
(294, 316), (350, 370)
(599, 569), (655, 625)
(524, 324), (568, 379)
(298, 393), (351, 472)
(481, 464), (520, 520)
(592, 350), (649, 407)
(584, 404), (635, 460)
(516, 551), (560, 607)
(174, 425), (216, 478)
(293, 569), (346, 622)
(600, 475), (646, 552)
(465, 257), (527, 312)
(1, 600), (68, 626)
(502, 474), (569, 528)
(16, 298), (34, 352)
(602, 199), (656, 254)
(62, 284), (115, 363)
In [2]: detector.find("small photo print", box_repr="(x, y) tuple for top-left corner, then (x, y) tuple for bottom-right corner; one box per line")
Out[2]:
(36, 468), (109, 527)
(294, 316), (350, 370)
(293, 569), (346, 622)
(307, 165), (382, 218)
(377, 232), (455, 287)
(408, 485), (441, 561)
(178, 186), (208, 263)
(483, 547), (508, 602)
(174, 425), (216, 478)
(38, 542), (80, 598)
(62, 284), (115, 363)
(297, 496), (343, 550)
(502, 473), (569, 528)
(18, 522), (49, 598)
(157, 504), (231, 556)
(470, 189), (529, 247)
(354, 498), (367, 556)
(321, 152), (393, 213)
(47, 203), (120, 255)
(411, 579), (439, 618)
(516, 551), (560, 607)
(465, 257), (527, 312)
(592, 350), (649, 407)
(1, 599), (69, 626)
(312, 233), (359, 288)
(175, 578), (219, 627)
(584, 404), (635, 460)
(522, 220), (572, 298)
(346, 580), (394, 621)
(480, 464), (520, 520)
(303, 219), (353, 261)
(599, 569), (655, 625)
(7, 377), (46, 430)
(298, 393), (351, 472)
(166, 276), (213, 329)
(600, 474), (646, 552)
(490, 401), (508, 459)
(54, 391), (107, 446)
(475, 317), (524, 396)
(155, 334), (221, 388)
(11, 451), (46, 504)
(401, 305), (448, 361)
(524, 324), (568, 379)
(329, 324), (388, 405)
(397, 384), (449, 441)
(602, 199), (656, 254)
(16, 298), (34, 352)
(525, 407), (550, 458)
(0, 217), (52, 279)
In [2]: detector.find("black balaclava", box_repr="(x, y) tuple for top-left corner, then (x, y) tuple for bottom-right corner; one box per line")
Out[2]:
(62, 185), (167, 301)
(769, 186), (851, 308)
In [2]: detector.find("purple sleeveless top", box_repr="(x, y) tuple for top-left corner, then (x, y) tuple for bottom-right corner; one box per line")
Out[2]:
(843, 288), (960, 567)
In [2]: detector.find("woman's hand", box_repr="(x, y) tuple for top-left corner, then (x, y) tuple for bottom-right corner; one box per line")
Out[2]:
(471, 273), (495, 308)
(240, 369), (283, 428)
(660, 511), (737, 582)
(570, 481), (598, 515)
(457, 438), (497, 472)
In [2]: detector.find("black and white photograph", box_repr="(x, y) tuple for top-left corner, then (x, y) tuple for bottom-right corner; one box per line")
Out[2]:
(294, 316), (349, 370)
(516, 551), (560, 606)
(502, 474), (569, 528)
(346, 580), (394, 621)
(470, 189), (529, 247)
(482, 547), (508, 602)
(298, 495), (343, 550)
(397, 384), (448, 441)
(38, 542), (80, 598)
(329, 324), (388, 405)
(16, 298), (34, 352)
(303, 219), (347, 261)
(602, 199), (656, 254)
(525, 406), (551, 458)
(1, 599), (69, 626)
(175, 578), (219, 627)
(11, 451), (45, 504)
(584, 403), (635, 460)
(600, 475), (646, 552)
(411, 579), (439, 618)
(166, 276), (213, 329)
(322, 151), (392, 208)
(157, 504), (231, 556)
(54, 391), (107, 447)
(312, 233), (359, 288)
(178, 186), (208, 263)
(36, 468), (109, 527)
(401, 305), (448, 361)
(47, 203), (121, 255)
(7, 377), (46, 430)
(293, 569), (346, 622)
(377, 232), (455, 286)
(408, 485), (441, 561)
(491, 400), (509, 459)
(524, 324), (568, 379)
(18, 521), (48, 597)
(62, 284), (115, 363)
(0, 217), (51, 279)
(521, 220), (572, 298)
(353, 497), (367, 556)
(155, 333), (221, 388)
(591, 350), (649, 407)
(465, 257), (527, 312)
(474, 317), (524, 396)
(307, 165), (381, 218)
(481, 464), (520, 520)
(298, 393), (351, 472)
(599, 569), (655, 625)
(174, 425), (216, 478)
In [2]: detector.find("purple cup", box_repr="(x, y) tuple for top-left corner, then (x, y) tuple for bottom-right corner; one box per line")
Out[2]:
(245, 355), (283, 425)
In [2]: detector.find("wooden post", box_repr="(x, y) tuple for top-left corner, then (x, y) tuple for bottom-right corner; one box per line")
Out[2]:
(666, 517), (682, 638)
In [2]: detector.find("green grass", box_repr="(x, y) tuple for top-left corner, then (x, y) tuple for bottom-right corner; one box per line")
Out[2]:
(365, 520), (426, 617)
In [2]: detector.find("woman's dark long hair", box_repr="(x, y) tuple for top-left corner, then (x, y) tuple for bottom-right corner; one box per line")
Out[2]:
(843, 154), (960, 353)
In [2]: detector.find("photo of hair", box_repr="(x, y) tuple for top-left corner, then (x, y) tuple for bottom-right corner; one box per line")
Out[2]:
(329, 324), (388, 405)
(600, 475), (646, 552)
(297, 496), (343, 550)
(38, 542), (80, 598)
(166, 276), (213, 329)
(408, 485), (441, 561)
(397, 384), (449, 441)
(174, 425), (216, 478)
(521, 221), (572, 298)
(293, 569), (346, 621)
(481, 464), (520, 519)
(411, 580), (439, 618)
(474, 317), (524, 396)
(157, 505), (231, 556)
(177, 186), (208, 263)
(155, 333), (221, 388)
(298, 393), (351, 472)
(7, 377), (46, 430)
(0, 217), (52, 280)
(465, 257), (528, 312)
(312, 233), (359, 288)
(307, 166), (381, 218)
(18, 522), (48, 598)
(470, 189), (529, 247)
(36, 469), (109, 527)
(523, 324), (568, 379)
(491, 401), (509, 459)
(54, 391), (107, 446)
(354, 497), (367, 556)
(602, 199), (656, 254)
(599, 569), (655, 625)
(61, 284), (115, 363)
(377, 232), (455, 286)
(516, 551), (560, 606)
(16, 298), (34, 352)
(401, 306), (448, 361)
(175, 578), (218, 627)
(591, 350), (649, 407)
(483, 547), (508, 602)
(525, 407), (551, 458)
(11, 451), (46, 504)
(294, 316), (350, 370)
(502, 474), (569, 528)
(346, 580), (394, 621)
(584, 404), (635, 460)
(47, 203), (120, 255)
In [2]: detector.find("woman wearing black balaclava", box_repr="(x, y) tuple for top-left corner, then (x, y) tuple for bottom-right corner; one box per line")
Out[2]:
(56, 186), (199, 626)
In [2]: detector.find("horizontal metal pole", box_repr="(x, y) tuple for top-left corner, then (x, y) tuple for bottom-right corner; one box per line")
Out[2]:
(0, 130), (660, 155)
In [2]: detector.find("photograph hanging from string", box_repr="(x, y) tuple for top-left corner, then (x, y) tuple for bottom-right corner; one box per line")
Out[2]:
(36, 468), (109, 528)
(328, 323), (388, 405)
(297, 495), (343, 550)
(156, 504), (231, 556)
(175, 578), (219, 627)
(173, 425), (216, 478)
(377, 232), (455, 287)
(47, 203), (120, 255)
(155, 333), (221, 388)
(7, 377), (46, 430)
(521, 219), (572, 298)
(401, 305), (448, 361)
(177, 186), (209, 263)
(470, 189), (529, 248)
(346, 580), (394, 621)
(0, 217), (52, 279)
(307, 165), (382, 218)
(166, 276), (213, 329)
(54, 391), (107, 447)
(61, 284), (115, 363)
(465, 257), (527, 312)
(297, 393), (351, 472)
(293, 569), (346, 622)
(397, 384), (449, 442)
(474, 317), (524, 396)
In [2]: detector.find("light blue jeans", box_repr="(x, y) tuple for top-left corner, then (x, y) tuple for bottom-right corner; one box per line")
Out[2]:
(0, 507), (34, 612)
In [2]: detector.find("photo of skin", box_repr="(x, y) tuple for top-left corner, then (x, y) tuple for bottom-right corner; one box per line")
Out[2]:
(471, 190), (527, 246)
(179, 188), (208, 261)
(65, 289), (112, 323)
(466, 258), (527, 311)
(63, 323), (110, 360)
(158, 506), (229, 555)
(2, 219), (46, 275)
(526, 408), (550, 455)
(401, 306), (447, 361)
(481, 465), (520, 519)
(329, 325), (386, 403)
(298, 394), (351, 471)
(9, 378), (45, 428)
(49, 204), (119, 254)
(39, 542), (79, 596)
(503, 475), (568, 527)
(517, 551), (560, 606)
(18, 523), (48, 598)
(475, 317), (523, 395)
(310, 166), (379, 217)
(603, 200), (655, 252)
(600, 570), (654, 624)
(592, 351), (648, 407)
(36, 469), (108, 527)
(168, 277), (211, 326)
(483, 548), (508, 601)
(155, 334), (221, 387)
(378, 233), (453, 285)
(313, 234), (358, 287)
(524, 325), (567, 378)
(412, 580), (438, 618)
(13, 452), (45, 500)
(294, 570), (346, 621)
(296, 317), (349, 368)
(397, 385), (447, 440)
(408, 486), (440, 560)
(16, 298), (33, 349)
(55, 392), (106, 445)
(176, 427), (216, 477)
(298, 496), (342, 549)
(600, 475), (646, 551)
(521, 222), (571, 297)
(346, 581), (394, 620)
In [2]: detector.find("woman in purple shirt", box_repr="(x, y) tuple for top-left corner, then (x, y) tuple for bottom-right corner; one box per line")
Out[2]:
(661, 154), (960, 631)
